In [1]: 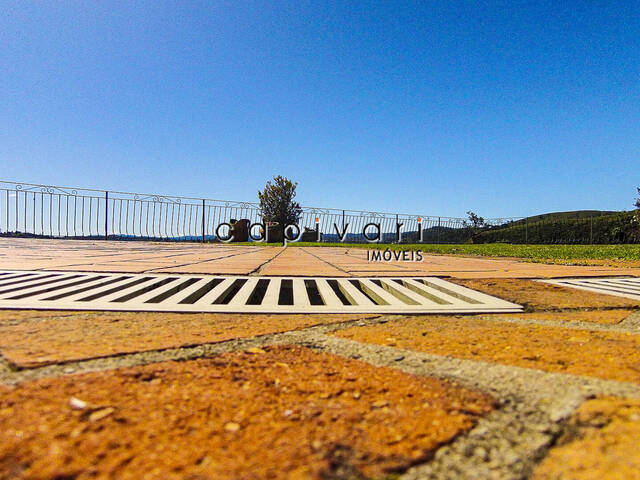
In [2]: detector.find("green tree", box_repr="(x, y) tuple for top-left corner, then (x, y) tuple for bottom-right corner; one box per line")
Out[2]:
(463, 211), (485, 229)
(463, 211), (486, 243)
(258, 176), (303, 228)
(635, 187), (640, 209)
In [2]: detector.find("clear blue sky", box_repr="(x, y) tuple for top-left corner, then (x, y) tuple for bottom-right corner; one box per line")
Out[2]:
(1, 1), (638, 218)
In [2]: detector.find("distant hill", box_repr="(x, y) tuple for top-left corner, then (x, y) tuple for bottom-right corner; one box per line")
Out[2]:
(476, 210), (638, 244)
(498, 210), (620, 227)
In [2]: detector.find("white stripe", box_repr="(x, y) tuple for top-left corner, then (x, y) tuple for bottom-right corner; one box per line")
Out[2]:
(129, 277), (191, 303)
(422, 277), (508, 304)
(315, 279), (344, 307)
(0, 273), (45, 286)
(402, 278), (466, 306)
(0, 274), (93, 299)
(377, 278), (430, 305)
(0, 273), (66, 290)
(292, 278), (310, 306)
(335, 279), (376, 306)
(50, 275), (138, 302)
(161, 277), (213, 305)
(194, 278), (237, 304)
(228, 278), (261, 306)
(261, 278), (282, 306)
(13, 274), (117, 301)
(358, 279), (406, 306)
(0, 270), (524, 313)
(83, 276), (162, 303)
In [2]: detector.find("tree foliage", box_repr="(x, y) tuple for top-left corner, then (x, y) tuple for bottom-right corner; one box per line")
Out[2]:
(461, 211), (486, 243)
(258, 175), (302, 226)
(634, 187), (640, 239)
(475, 211), (640, 244)
(464, 211), (485, 229)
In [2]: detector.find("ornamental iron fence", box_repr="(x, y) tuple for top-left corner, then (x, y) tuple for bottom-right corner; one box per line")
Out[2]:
(1, 181), (637, 244)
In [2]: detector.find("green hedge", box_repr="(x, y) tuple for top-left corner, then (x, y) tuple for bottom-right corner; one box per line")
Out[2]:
(475, 211), (640, 244)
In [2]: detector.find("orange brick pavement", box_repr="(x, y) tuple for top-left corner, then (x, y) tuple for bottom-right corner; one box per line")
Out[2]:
(2, 238), (640, 278)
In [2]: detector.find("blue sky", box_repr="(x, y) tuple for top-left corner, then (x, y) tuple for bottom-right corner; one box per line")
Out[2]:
(1, 1), (638, 218)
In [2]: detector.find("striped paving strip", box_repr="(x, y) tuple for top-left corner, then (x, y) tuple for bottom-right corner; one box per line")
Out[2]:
(540, 277), (640, 300)
(0, 270), (521, 314)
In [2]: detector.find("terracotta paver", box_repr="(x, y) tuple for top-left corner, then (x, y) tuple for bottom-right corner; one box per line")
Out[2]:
(0, 239), (282, 275)
(258, 247), (348, 276)
(58, 247), (285, 274)
(488, 309), (635, 325)
(300, 247), (640, 278)
(153, 247), (284, 274)
(333, 316), (640, 383)
(0, 311), (377, 367)
(450, 278), (640, 310)
(532, 397), (640, 480)
(0, 346), (493, 480)
(410, 254), (640, 278)
(3, 238), (640, 278)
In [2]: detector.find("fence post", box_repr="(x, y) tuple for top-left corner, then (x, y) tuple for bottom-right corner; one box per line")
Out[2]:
(437, 217), (441, 244)
(104, 191), (108, 240)
(395, 214), (399, 243)
(202, 199), (205, 243)
(590, 216), (593, 244)
(342, 210), (345, 232)
(525, 217), (528, 244)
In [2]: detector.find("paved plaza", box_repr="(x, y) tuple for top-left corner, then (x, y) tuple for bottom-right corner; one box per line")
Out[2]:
(2, 238), (640, 278)
(1, 238), (640, 479)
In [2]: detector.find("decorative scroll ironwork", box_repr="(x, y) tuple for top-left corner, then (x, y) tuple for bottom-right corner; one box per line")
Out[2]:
(13, 183), (78, 196)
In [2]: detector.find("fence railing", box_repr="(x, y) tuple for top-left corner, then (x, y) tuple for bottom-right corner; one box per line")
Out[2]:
(0, 180), (477, 243)
(1, 181), (637, 244)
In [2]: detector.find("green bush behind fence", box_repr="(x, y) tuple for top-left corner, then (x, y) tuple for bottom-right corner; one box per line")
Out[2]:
(473, 211), (640, 244)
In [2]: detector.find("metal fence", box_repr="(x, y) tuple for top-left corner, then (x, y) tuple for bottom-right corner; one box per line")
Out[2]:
(1, 181), (637, 244)
(0, 180), (476, 243)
